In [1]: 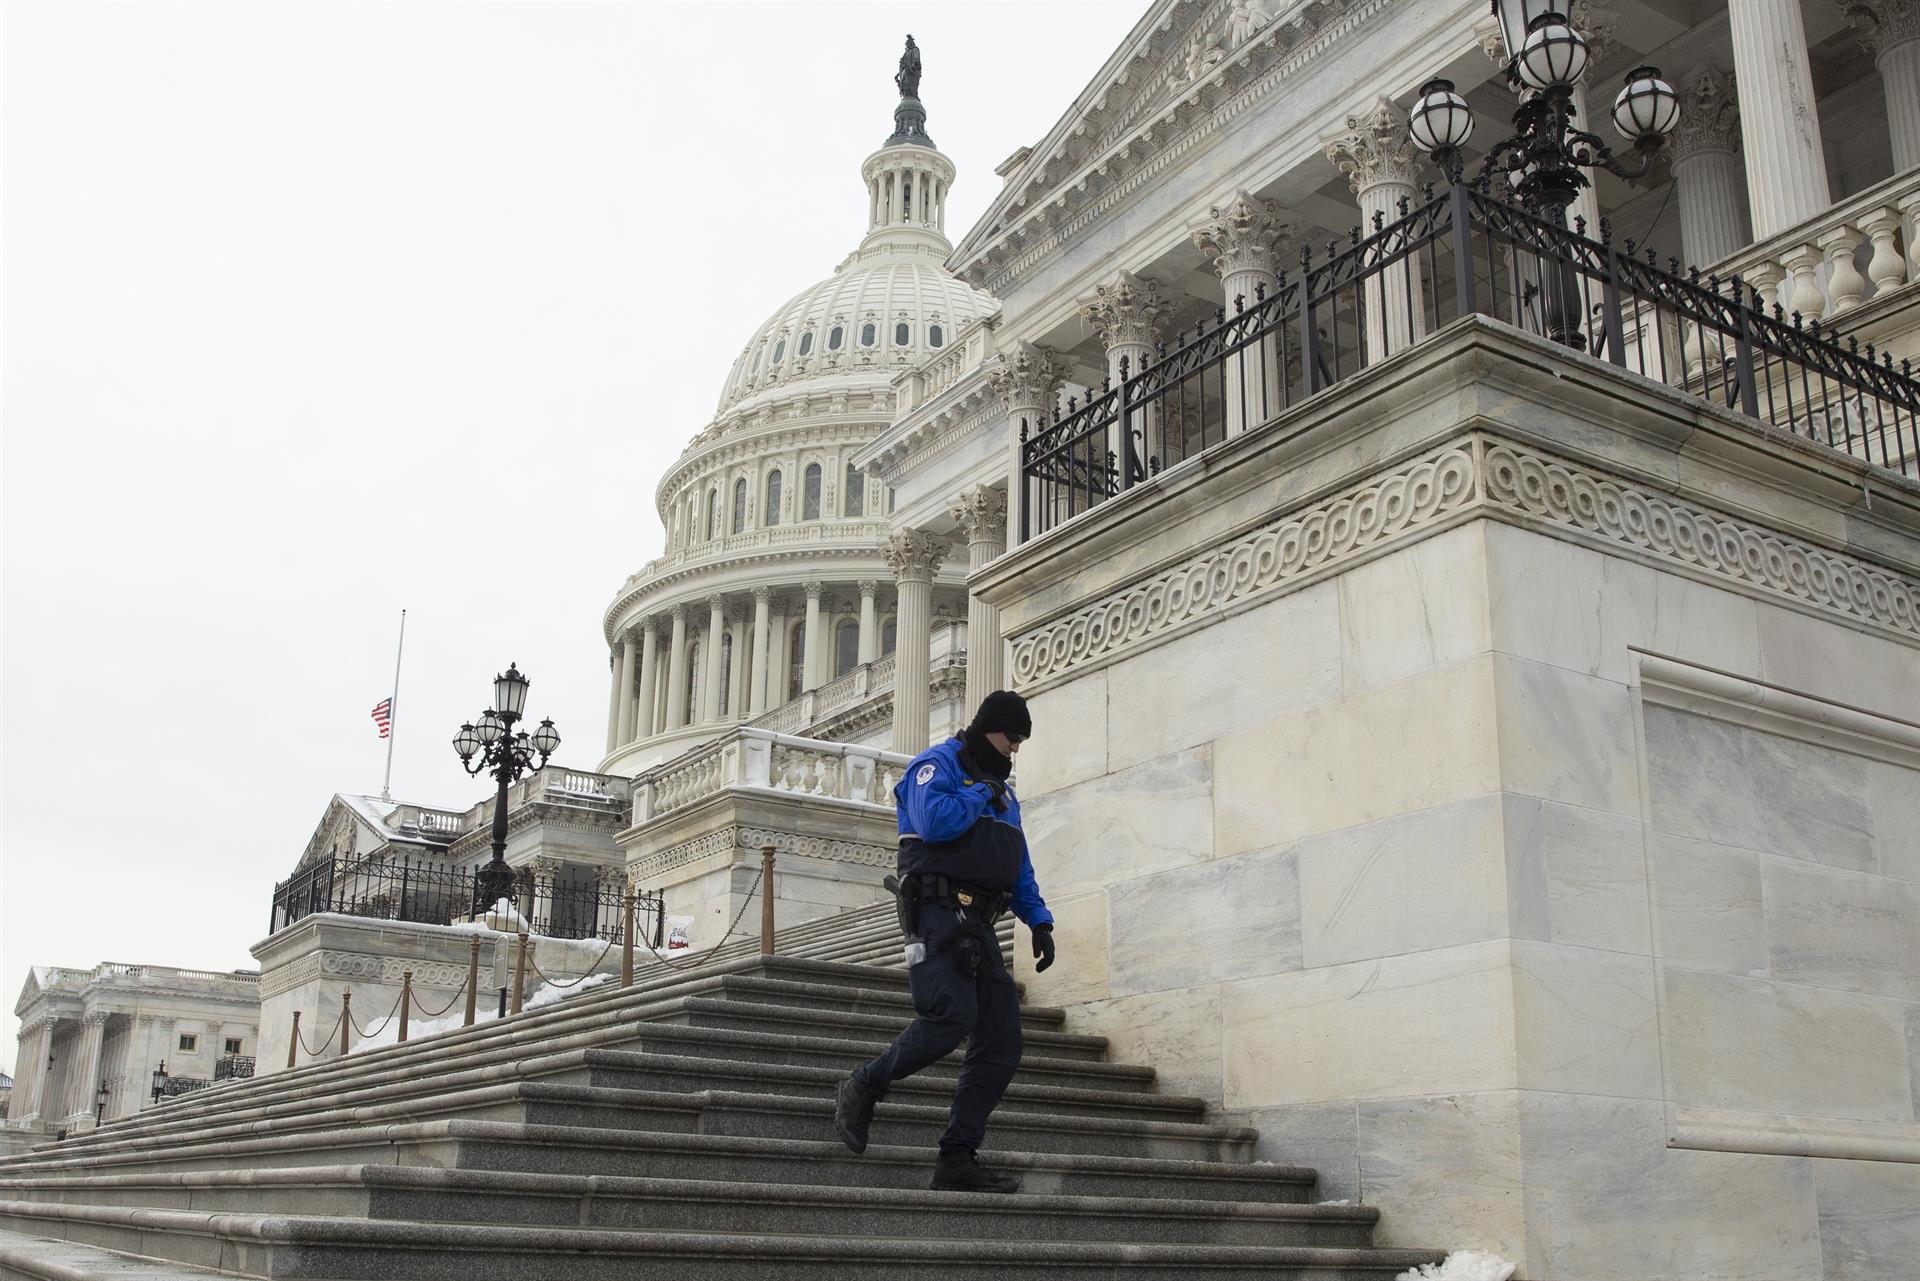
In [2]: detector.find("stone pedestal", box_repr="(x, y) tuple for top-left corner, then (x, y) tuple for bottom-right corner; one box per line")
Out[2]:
(976, 318), (1920, 1281)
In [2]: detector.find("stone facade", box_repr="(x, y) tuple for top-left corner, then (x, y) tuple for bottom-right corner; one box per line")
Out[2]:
(975, 319), (1920, 1279)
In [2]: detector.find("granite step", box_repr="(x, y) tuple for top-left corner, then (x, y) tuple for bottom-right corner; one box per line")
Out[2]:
(0, 1202), (1447, 1280)
(652, 997), (1111, 1061)
(0, 1165), (1380, 1248)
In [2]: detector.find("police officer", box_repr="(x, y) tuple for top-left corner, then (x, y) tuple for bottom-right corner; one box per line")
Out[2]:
(833, 690), (1055, 1193)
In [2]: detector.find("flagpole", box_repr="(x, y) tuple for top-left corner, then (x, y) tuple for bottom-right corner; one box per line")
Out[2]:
(381, 609), (406, 801)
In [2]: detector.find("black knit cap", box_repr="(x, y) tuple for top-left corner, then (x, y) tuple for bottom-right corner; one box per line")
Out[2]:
(969, 690), (1032, 740)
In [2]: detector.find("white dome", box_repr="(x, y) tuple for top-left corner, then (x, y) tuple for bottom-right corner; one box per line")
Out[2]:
(715, 249), (995, 415)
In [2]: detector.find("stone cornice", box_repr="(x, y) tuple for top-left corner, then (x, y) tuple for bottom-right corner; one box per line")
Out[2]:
(861, 375), (1003, 486)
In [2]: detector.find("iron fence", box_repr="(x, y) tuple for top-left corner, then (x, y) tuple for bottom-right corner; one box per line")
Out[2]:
(213, 1055), (255, 1082)
(268, 854), (665, 946)
(1020, 180), (1920, 538)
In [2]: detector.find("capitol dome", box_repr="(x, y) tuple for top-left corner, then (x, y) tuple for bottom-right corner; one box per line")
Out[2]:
(598, 40), (986, 778)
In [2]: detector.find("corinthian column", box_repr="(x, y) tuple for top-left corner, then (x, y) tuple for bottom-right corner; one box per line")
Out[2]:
(1080, 271), (1172, 487)
(1192, 191), (1299, 436)
(664, 605), (690, 730)
(614, 632), (639, 748)
(749, 586), (772, 716)
(986, 341), (1066, 546)
(701, 596), (726, 723)
(949, 487), (1010, 715)
(1728, 0), (1832, 239)
(1671, 66), (1752, 267)
(636, 622), (659, 738)
(857, 580), (879, 664)
(801, 582), (824, 693)
(885, 530), (951, 755)
(1324, 97), (1427, 361)
(1844, 0), (1920, 171)
(74, 1012), (109, 1126)
(604, 649), (622, 754)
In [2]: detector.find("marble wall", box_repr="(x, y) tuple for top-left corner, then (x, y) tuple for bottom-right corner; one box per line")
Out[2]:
(1012, 516), (1920, 1280)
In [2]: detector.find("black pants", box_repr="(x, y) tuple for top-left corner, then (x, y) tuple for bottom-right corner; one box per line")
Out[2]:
(852, 905), (1022, 1154)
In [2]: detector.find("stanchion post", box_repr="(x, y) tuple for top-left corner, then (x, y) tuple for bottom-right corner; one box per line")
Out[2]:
(399, 970), (412, 1043)
(339, 991), (352, 1056)
(464, 937), (480, 1027)
(760, 844), (776, 956)
(287, 1011), (300, 1069)
(511, 931), (530, 1015)
(621, 892), (636, 988)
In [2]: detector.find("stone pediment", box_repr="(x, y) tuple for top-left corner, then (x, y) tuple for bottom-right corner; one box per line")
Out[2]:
(294, 795), (387, 872)
(951, 0), (1385, 291)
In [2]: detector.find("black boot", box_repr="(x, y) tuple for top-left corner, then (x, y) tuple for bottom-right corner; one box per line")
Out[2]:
(930, 1149), (1020, 1194)
(834, 1075), (880, 1154)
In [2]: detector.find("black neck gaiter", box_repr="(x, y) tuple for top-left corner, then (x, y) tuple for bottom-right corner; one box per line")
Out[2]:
(960, 726), (1013, 782)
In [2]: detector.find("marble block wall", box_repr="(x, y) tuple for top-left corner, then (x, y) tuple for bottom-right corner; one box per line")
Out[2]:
(980, 321), (1920, 1281)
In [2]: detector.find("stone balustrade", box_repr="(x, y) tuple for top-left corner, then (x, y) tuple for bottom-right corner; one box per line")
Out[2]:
(1713, 167), (1919, 326)
(614, 519), (896, 598)
(632, 726), (907, 825)
(894, 315), (1000, 416)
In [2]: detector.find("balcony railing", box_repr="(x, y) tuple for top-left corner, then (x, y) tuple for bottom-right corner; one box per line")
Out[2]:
(631, 726), (910, 826)
(213, 1055), (255, 1082)
(1021, 181), (1920, 539)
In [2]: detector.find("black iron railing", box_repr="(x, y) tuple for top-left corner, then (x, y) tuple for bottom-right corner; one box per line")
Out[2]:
(268, 854), (665, 946)
(1020, 181), (1920, 538)
(213, 1055), (255, 1082)
(155, 1075), (210, 1099)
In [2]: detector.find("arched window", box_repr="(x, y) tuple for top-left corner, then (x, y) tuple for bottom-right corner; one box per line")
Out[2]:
(798, 332), (813, 357)
(894, 322), (910, 346)
(706, 488), (719, 541)
(771, 340), (785, 364)
(787, 624), (806, 700)
(860, 323), (877, 347)
(929, 324), (944, 348)
(843, 463), (864, 517)
(685, 638), (702, 716)
(803, 464), (822, 520)
(751, 345), (765, 372)
(731, 478), (747, 535)
(828, 326), (844, 351)
(882, 618), (897, 655)
(764, 469), (782, 527)
(718, 633), (734, 716)
(835, 620), (859, 678)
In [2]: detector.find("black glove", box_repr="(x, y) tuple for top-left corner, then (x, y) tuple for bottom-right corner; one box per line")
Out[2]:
(1031, 923), (1056, 973)
(981, 779), (1009, 812)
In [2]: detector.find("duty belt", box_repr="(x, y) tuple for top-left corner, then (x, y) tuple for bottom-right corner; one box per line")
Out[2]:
(903, 871), (1012, 922)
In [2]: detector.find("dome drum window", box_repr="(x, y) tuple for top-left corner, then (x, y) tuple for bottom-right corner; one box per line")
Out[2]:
(860, 323), (877, 347)
(828, 326), (844, 351)
(771, 340), (786, 364)
(894, 322), (911, 346)
(798, 332), (813, 357)
(764, 470), (783, 527)
(803, 464), (823, 520)
(929, 324), (943, 348)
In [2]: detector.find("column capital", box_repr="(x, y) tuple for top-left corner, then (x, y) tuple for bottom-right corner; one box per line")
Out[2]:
(705, 594), (726, 615)
(1473, 14), (1505, 65)
(134, 1014), (155, 1027)
(751, 584), (773, 604)
(669, 603), (688, 624)
(1323, 97), (1421, 195)
(803, 580), (825, 602)
(531, 857), (560, 877)
(985, 341), (1066, 413)
(1079, 271), (1173, 352)
(857, 579), (879, 598)
(1569, 0), (1620, 67)
(948, 487), (1009, 543)
(1191, 191), (1300, 282)
(82, 1011), (112, 1027)
(1672, 65), (1742, 161)
(1841, 0), (1920, 60)
(883, 529), (951, 583)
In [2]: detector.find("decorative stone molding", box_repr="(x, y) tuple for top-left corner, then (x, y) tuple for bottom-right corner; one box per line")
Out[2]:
(985, 342), (1066, 415)
(626, 824), (895, 882)
(1481, 442), (1920, 637)
(1079, 271), (1174, 352)
(949, 488), (1010, 546)
(1672, 66), (1742, 160)
(1569, 0), (1619, 66)
(1190, 191), (1300, 282)
(1010, 445), (1478, 685)
(1840, 0), (1920, 60)
(316, 950), (470, 990)
(1322, 97), (1421, 195)
(883, 529), (951, 583)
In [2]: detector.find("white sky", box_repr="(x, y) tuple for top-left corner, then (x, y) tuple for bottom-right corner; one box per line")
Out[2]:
(0, 0), (1143, 1076)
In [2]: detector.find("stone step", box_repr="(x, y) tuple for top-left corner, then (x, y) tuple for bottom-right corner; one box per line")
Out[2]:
(0, 1227), (236, 1280)
(0, 1165), (1382, 1248)
(692, 971), (1069, 1028)
(1, 1121), (1315, 1205)
(0, 1201), (1446, 1280)
(653, 996), (1111, 1061)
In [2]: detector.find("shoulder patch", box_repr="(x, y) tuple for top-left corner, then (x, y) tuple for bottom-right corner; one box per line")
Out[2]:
(915, 763), (937, 785)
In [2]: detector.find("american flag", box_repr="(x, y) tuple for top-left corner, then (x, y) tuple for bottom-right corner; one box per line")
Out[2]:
(371, 699), (393, 739)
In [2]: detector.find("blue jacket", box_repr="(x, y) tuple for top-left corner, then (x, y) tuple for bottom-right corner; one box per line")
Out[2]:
(894, 736), (1053, 929)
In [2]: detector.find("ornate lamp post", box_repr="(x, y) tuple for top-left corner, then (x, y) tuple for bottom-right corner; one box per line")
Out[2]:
(149, 1061), (167, 1104)
(95, 1080), (110, 1124)
(452, 663), (561, 917)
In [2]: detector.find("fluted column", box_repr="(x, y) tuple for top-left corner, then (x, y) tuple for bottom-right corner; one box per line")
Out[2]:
(949, 487), (1009, 714)
(12, 1019), (47, 1121)
(614, 633), (639, 747)
(749, 586), (772, 716)
(1844, 0), (1920, 171)
(1080, 271), (1171, 485)
(73, 1012), (109, 1125)
(987, 342), (1067, 546)
(1192, 191), (1299, 436)
(604, 651), (622, 754)
(885, 530), (951, 755)
(636, 623), (659, 738)
(664, 606), (690, 730)
(801, 582), (824, 692)
(727, 611), (749, 718)
(1728, 0), (1832, 240)
(857, 581), (879, 664)
(770, 600), (792, 704)
(1671, 66), (1752, 268)
(701, 596), (726, 722)
(1324, 98), (1427, 361)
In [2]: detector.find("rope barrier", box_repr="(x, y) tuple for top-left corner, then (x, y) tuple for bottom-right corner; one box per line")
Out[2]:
(349, 989), (406, 1040)
(638, 866), (763, 969)
(526, 935), (617, 988)
(294, 1008), (345, 1060)
(408, 973), (469, 1020)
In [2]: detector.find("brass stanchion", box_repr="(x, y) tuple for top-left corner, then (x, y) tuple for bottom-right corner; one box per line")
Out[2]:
(339, 991), (353, 1056)
(621, 892), (636, 988)
(287, 1011), (300, 1069)
(398, 970), (412, 1043)
(464, 936), (480, 1027)
(760, 844), (776, 956)
(511, 931), (530, 1014)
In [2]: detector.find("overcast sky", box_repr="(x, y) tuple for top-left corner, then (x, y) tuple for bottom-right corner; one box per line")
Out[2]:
(0, 0), (1142, 1077)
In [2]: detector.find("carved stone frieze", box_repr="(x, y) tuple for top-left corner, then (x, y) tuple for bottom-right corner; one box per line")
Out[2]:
(624, 824), (894, 883)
